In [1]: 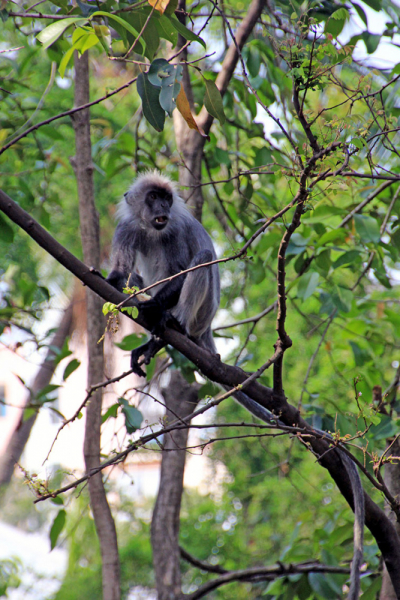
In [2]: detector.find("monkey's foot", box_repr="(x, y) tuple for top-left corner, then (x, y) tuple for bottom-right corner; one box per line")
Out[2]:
(130, 337), (166, 378)
(89, 267), (105, 278)
(130, 348), (147, 378)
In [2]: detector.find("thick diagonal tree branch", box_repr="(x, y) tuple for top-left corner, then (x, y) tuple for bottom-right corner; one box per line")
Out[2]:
(1, 189), (400, 594)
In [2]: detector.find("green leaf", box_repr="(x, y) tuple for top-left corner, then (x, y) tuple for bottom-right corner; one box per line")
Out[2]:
(361, 32), (381, 54)
(148, 58), (175, 87)
(0, 213), (14, 243)
(331, 7), (349, 19)
(390, 63), (400, 77)
(159, 81), (181, 116)
(63, 358), (80, 381)
(349, 341), (371, 367)
(36, 384), (60, 401)
(354, 214), (380, 244)
(50, 509), (66, 551)
(120, 306), (139, 318)
(203, 78), (226, 124)
(39, 125), (64, 141)
(332, 285), (353, 313)
(137, 72), (165, 132)
(247, 47), (261, 78)
(50, 495), (64, 505)
(369, 415), (398, 441)
(102, 302), (118, 315)
(76, 0), (97, 16)
(155, 14), (178, 45)
(325, 15), (346, 37)
(315, 229), (347, 248)
(124, 11), (159, 60)
(352, 3), (368, 26)
(332, 250), (361, 269)
(90, 12), (145, 55)
(36, 17), (87, 49)
(362, 0), (381, 11)
(169, 15), (206, 48)
(114, 333), (145, 351)
(118, 398), (143, 433)
(101, 403), (119, 423)
(59, 45), (75, 78)
(297, 272), (320, 301)
(308, 572), (338, 599)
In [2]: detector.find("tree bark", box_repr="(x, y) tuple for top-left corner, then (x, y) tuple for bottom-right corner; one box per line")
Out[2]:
(151, 371), (200, 600)
(0, 302), (73, 487)
(72, 50), (120, 600)
(380, 437), (400, 600)
(173, 0), (267, 221)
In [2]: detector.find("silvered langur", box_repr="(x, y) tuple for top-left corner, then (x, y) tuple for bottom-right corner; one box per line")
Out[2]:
(107, 170), (220, 373)
(107, 171), (364, 600)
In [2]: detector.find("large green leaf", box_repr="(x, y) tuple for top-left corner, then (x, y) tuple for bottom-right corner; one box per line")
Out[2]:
(91, 11), (145, 55)
(114, 333), (145, 351)
(118, 398), (143, 434)
(50, 509), (66, 550)
(137, 72), (165, 132)
(203, 78), (226, 124)
(36, 17), (86, 48)
(169, 15), (206, 48)
(354, 214), (380, 244)
(297, 271), (320, 301)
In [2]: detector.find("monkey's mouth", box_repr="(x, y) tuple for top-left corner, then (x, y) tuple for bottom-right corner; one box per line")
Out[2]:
(153, 216), (169, 230)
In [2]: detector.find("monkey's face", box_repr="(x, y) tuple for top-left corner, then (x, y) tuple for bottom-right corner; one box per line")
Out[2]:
(142, 187), (173, 231)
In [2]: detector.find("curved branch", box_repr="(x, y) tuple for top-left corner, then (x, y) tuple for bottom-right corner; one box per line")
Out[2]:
(188, 562), (352, 600)
(1, 188), (400, 595)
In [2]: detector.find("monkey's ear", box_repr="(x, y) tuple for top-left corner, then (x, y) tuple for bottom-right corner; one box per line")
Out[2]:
(124, 192), (128, 198)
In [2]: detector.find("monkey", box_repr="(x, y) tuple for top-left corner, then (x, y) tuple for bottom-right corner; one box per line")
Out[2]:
(107, 171), (364, 599)
(106, 170), (220, 375)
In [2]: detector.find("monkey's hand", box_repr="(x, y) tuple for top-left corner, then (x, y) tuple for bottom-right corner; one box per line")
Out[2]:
(130, 337), (166, 378)
(137, 298), (166, 335)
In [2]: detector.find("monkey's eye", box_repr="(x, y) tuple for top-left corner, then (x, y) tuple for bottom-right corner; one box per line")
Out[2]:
(149, 192), (157, 201)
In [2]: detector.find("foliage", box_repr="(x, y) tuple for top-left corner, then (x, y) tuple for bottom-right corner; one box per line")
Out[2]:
(1, 0), (400, 597)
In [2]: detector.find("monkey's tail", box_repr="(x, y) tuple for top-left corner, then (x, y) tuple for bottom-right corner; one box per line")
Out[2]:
(222, 386), (364, 598)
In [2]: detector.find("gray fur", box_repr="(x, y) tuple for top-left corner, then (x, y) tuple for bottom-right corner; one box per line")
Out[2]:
(108, 170), (220, 344)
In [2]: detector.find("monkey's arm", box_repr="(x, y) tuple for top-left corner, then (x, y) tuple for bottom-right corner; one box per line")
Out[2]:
(106, 269), (144, 293)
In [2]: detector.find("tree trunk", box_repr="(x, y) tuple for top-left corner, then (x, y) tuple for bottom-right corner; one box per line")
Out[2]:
(380, 437), (400, 600)
(72, 50), (120, 600)
(0, 302), (73, 487)
(151, 371), (200, 600)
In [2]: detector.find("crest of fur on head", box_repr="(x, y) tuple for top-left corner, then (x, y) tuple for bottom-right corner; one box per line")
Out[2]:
(117, 170), (187, 225)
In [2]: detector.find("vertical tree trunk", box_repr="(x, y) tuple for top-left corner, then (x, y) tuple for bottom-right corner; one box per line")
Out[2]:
(72, 50), (120, 600)
(151, 371), (200, 600)
(380, 437), (400, 600)
(0, 302), (73, 487)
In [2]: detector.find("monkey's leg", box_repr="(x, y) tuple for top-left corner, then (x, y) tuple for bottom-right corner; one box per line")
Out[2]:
(131, 337), (165, 377)
(173, 250), (217, 339)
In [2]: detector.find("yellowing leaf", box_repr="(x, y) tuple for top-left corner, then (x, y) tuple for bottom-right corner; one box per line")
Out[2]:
(176, 84), (208, 138)
(148, 0), (172, 14)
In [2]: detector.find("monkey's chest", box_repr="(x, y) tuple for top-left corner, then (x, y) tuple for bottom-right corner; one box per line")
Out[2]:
(135, 251), (171, 294)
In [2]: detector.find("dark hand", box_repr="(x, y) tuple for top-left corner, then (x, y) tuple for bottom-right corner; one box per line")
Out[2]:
(130, 348), (146, 377)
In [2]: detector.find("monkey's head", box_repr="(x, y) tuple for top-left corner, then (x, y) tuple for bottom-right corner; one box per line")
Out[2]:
(122, 171), (183, 232)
